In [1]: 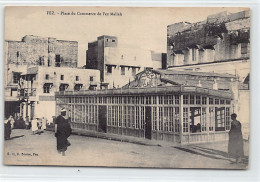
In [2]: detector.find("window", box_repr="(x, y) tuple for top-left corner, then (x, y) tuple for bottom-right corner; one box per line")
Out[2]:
(152, 96), (157, 104)
(60, 75), (64, 80)
(215, 108), (225, 130)
(132, 68), (136, 76)
(152, 107), (157, 130)
(169, 107), (174, 132)
(59, 84), (68, 91)
(196, 96), (201, 105)
(45, 74), (49, 80)
(201, 108), (207, 132)
(119, 107), (122, 127)
(74, 84), (82, 91)
(112, 39), (115, 42)
(202, 96), (207, 105)
(192, 48), (197, 62)
(174, 107), (180, 132)
(75, 76), (79, 81)
(158, 107), (163, 131)
(146, 96), (151, 104)
(183, 108), (189, 132)
(135, 107), (140, 129)
(140, 107), (145, 129)
(107, 65), (112, 73)
(90, 76), (93, 81)
(164, 96), (168, 105)
(159, 96), (163, 104)
(175, 95), (180, 104)
(209, 98), (214, 105)
(190, 95), (195, 104)
(225, 107), (231, 130)
(13, 72), (20, 84)
(164, 107), (169, 131)
(43, 84), (51, 93)
(226, 100), (231, 105)
(121, 67), (125, 75)
(241, 43), (248, 55)
(183, 95), (189, 104)
(209, 107), (215, 131)
(215, 99), (220, 105)
(55, 55), (61, 67)
(121, 55), (124, 59)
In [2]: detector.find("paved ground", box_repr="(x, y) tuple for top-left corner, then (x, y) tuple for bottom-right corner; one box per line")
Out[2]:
(4, 129), (249, 169)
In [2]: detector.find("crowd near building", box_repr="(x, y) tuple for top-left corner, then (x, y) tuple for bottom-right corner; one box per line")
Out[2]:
(5, 10), (250, 144)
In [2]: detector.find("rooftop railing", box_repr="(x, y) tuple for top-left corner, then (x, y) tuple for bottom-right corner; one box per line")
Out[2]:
(18, 88), (36, 97)
(55, 85), (233, 99)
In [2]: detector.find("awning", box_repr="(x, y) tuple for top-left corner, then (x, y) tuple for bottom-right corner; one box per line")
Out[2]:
(44, 83), (53, 87)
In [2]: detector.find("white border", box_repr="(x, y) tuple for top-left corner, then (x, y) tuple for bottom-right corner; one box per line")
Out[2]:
(0, 1), (259, 181)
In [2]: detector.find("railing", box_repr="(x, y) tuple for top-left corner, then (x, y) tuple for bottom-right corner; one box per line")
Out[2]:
(55, 85), (233, 99)
(18, 88), (36, 97)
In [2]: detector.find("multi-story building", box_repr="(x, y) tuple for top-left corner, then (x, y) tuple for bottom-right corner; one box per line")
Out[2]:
(18, 66), (100, 122)
(6, 35), (78, 67)
(86, 35), (166, 89)
(167, 10), (250, 138)
(4, 35), (99, 122)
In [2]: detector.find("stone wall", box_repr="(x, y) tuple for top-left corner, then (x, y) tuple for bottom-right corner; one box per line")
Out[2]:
(167, 10), (250, 67)
(6, 35), (78, 68)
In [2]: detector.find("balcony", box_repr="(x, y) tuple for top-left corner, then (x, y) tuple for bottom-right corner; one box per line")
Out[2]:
(18, 88), (36, 97)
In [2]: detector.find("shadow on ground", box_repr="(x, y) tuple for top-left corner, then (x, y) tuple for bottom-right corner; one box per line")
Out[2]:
(173, 145), (248, 165)
(9, 135), (25, 140)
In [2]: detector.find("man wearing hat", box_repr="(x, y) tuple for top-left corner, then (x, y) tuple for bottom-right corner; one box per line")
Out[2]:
(55, 108), (72, 156)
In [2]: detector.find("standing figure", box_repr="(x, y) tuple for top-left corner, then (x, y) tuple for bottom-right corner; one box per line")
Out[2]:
(228, 113), (244, 164)
(4, 117), (12, 140)
(41, 117), (47, 131)
(9, 115), (15, 129)
(25, 116), (30, 129)
(31, 116), (39, 135)
(55, 108), (72, 156)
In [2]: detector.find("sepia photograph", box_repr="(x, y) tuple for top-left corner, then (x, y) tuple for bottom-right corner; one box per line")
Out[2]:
(4, 6), (250, 169)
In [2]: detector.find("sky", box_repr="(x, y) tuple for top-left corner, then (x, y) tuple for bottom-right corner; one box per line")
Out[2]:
(5, 6), (248, 67)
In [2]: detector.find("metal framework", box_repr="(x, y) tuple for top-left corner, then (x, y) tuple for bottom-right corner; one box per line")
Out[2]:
(55, 85), (233, 144)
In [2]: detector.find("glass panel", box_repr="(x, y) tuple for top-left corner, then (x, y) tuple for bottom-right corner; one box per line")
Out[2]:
(183, 108), (189, 132)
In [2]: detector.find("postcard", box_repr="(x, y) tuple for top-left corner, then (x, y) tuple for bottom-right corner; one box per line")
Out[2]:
(4, 6), (250, 169)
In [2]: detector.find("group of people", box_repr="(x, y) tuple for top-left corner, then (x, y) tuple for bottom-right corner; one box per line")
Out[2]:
(31, 116), (47, 135)
(5, 110), (244, 162)
(4, 115), (49, 140)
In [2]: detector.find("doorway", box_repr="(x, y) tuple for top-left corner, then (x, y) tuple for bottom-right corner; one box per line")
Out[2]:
(145, 106), (152, 139)
(98, 105), (107, 132)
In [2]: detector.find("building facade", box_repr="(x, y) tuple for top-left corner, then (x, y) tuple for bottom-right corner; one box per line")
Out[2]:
(86, 35), (166, 89)
(167, 10), (250, 139)
(6, 35), (78, 67)
(56, 69), (239, 144)
(167, 10), (250, 69)
(4, 35), (95, 122)
(18, 66), (100, 123)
